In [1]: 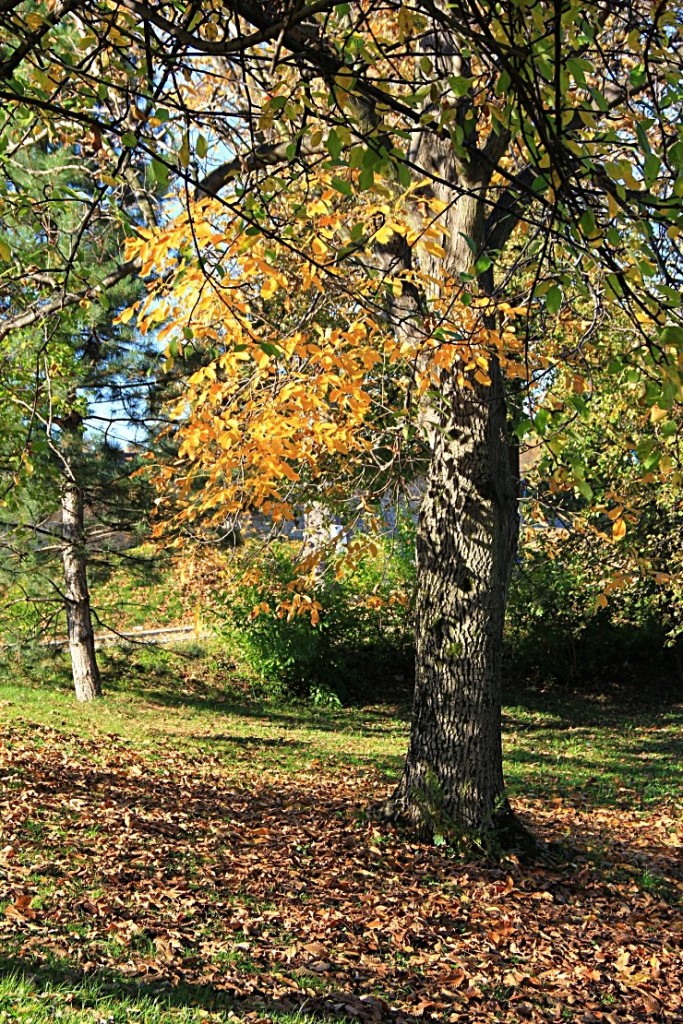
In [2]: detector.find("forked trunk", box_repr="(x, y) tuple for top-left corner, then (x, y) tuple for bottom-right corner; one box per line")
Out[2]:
(61, 479), (101, 701)
(386, 358), (520, 843)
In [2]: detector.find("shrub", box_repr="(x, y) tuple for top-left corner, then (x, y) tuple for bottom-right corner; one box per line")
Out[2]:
(505, 526), (679, 689)
(216, 522), (416, 704)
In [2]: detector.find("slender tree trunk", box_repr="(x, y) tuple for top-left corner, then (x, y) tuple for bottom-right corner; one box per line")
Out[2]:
(300, 501), (336, 581)
(61, 479), (101, 701)
(386, 358), (522, 844)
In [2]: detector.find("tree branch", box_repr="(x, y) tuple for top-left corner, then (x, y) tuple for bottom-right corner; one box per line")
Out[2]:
(0, 258), (140, 343)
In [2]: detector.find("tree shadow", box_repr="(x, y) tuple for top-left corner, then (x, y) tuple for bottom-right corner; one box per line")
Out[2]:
(505, 737), (683, 808)
(200, 734), (309, 749)
(501, 676), (683, 729)
(0, 955), (413, 1023)
(102, 649), (412, 736)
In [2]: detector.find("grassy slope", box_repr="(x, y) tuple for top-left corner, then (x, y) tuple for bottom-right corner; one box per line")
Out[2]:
(0, 649), (682, 1024)
(0, 546), (190, 650)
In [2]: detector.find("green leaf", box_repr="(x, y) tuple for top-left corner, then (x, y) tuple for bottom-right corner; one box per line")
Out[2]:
(534, 408), (551, 434)
(474, 254), (492, 273)
(605, 273), (624, 299)
(326, 128), (343, 161)
(575, 477), (594, 501)
(0, 238), (10, 262)
(494, 70), (510, 97)
(448, 75), (471, 97)
(397, 161), (412, 187)
(178, 131), (191, 168)
(151, 158), (169, 187)
(458, 232), (478, 255)
(331, 176), (352, 197)
(630, 65), (647, 88)
(121, 132), (137, 148)
(545, 285), (562, 314)
(196, 134), (208, 159)
(358, 166), (374, 190)
(669, 140), (683, 170)
(659, 325), (683, 347)
(514, 416), (533, 438)
(642, 448), (661, 472)
(588, 86), (609, 112)
(643, 153), (661, 185)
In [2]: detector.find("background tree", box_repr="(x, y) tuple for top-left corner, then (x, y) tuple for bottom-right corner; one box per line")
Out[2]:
(0, 133), (159, 700)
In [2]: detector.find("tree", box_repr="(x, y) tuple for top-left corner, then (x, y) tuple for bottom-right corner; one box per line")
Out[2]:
(0, 134), (158, 700)
(1, 0), (681, 840)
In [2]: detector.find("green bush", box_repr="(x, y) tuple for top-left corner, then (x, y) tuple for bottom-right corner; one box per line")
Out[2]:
(505, 531), (678, 689)
(217, 523), (416, 704)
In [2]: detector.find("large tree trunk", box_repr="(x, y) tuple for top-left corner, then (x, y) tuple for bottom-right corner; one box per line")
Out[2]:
(386, 356), (521, 844)
(61, 479), (101, 701)
(376, 140), (545, 848)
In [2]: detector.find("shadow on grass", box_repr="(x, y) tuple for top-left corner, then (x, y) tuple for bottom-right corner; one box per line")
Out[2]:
(502, 675), (683, 729)
(505, 736), (683, 807)
(100, 647), (412, 735)
(0, 955), (409, 1023)
(199, 733), (312, 754)
(2, 643), (411, 739)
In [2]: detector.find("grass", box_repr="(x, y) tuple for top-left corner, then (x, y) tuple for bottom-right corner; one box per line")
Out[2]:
(0, 644), (408, 777)
(2, 643), (681, 806)
(1, 645), (682, 1024)
(502, 691), (683, 808)
(0, 965), (313, 1024)
(89, 545), (189, 634)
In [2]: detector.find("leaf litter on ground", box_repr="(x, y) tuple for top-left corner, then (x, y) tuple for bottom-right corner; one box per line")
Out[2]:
(0, 711), (681, 1024)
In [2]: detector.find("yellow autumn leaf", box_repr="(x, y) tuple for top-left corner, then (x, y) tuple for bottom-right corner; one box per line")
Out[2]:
(423, 240), (447, 259)
(374, 223), (397, 244)
(612, 518), (627, 541)
(311, 237), (328, 256)
(113, 305), (137, 325)
(261, 277), (279, 299)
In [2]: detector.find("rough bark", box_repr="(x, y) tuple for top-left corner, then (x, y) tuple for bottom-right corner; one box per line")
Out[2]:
(61, 479), (102, 701)
(381, 153), (532, 848)
(385, 358), (520, 844)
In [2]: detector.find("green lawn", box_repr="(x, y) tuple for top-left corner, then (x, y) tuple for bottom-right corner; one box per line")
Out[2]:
(1, 647), (681, 1024)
